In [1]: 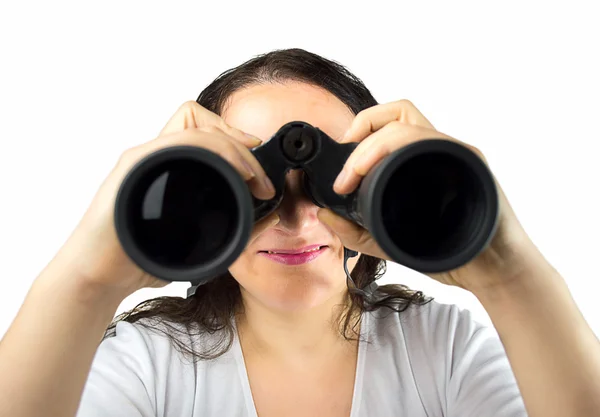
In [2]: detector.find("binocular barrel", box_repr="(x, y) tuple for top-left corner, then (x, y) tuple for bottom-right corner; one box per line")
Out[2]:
(114, 121), (499, 284)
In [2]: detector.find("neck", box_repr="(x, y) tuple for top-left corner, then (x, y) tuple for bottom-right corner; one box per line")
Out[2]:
(235, 288), (360, 361)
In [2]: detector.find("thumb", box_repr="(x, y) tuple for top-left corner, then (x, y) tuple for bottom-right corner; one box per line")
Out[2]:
(318, 208), (390, 260)
(317, 208), (364, 248)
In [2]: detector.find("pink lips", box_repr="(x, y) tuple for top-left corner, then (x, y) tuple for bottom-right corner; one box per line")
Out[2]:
(258, 244), (328, 265)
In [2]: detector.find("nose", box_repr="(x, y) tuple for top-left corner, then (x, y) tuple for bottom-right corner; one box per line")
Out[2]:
(273, 170), (320, 235)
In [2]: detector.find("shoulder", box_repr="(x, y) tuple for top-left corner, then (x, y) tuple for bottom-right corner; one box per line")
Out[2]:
(96, 319), (195, 383)
(365, 298), (506, 380)
(361, 299), (525, 415)
(102, 318), (186, 356)
(368, 297), (493, 346)
(93, 319), (249, 415)
(101, 317), (233, 364)
(81, 319), (215, 416)
(368, 300), (513, 391)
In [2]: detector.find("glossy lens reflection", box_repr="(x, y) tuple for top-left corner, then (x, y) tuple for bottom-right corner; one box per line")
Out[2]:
(125, 159), (239, 268)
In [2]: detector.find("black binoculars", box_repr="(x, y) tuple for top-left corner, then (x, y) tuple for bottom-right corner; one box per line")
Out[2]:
(114, 121), (499, 284)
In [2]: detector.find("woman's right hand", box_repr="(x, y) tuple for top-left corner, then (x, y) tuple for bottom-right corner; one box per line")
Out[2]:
(52, 101), (277, 300)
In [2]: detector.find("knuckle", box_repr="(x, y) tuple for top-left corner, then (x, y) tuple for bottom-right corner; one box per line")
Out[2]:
(381, 120), (407, 135)
(352, 111), (371, 130)
(178, 100), (200, 113)
(198, 124), (222, 135)
(386, 120), (404, 130)
(396, 98), (415, 108)
(116, 147), (140, 168)
(354, 109), (369, 123)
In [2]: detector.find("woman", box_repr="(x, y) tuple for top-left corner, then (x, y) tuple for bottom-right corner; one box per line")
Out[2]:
(0, 48), (598, 417)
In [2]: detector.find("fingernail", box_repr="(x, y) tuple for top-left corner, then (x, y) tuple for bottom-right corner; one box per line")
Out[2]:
(244, 132), (262, 145)
(241, 159), (256, 179)
(334, 169), (347, 190)
(263, 176), (275, 196)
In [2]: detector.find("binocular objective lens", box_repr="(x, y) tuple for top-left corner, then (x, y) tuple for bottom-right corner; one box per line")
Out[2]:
(381, 152), (482, 260)
(124, 159), (240, 268)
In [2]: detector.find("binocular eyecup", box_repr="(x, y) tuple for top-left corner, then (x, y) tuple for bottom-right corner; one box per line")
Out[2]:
(114, 121), (499, 284)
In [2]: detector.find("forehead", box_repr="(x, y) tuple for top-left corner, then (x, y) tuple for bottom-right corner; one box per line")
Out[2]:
(221, 82), (355, 141)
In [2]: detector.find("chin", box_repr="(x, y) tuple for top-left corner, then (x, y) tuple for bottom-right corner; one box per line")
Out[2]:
(265, 283), (337, 312)
(229, 251), (348, 311)
(236, 270), (346, 312)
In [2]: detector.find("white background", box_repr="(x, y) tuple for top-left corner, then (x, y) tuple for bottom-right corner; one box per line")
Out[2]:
(1, 0), (598, 338)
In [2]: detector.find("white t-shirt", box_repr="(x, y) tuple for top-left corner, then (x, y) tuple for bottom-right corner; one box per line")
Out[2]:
(76, 299), (528, 416)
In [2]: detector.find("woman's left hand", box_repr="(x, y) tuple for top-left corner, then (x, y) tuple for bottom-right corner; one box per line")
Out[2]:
(317, 99), (547, 296)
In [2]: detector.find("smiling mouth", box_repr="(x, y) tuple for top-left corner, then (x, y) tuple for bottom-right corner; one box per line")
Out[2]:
(258, 245), (328, 255)
(257, 245), (329, 265)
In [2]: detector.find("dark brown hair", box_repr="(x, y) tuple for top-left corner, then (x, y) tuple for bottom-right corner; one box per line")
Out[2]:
(105, 48), (433, 360)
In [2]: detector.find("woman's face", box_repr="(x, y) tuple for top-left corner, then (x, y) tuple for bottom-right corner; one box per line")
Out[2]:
(222, 82), (360, 312)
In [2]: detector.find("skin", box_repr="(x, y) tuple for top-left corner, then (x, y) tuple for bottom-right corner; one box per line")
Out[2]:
(1, 80), (599, 417)
(0, 100), (282, 417)
(224, 82), (600, 417)
(224, 82), (359, 315)
(222, 83), (362, 416)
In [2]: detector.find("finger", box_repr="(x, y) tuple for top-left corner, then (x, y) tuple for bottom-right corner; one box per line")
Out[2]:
(218, 122), (264, 149)
(317, 209), (389, 260)
(123, 129), (272, 199)
(160, 101), (263, 149)
(333, 126), (389, 193)
(227, 137), (276, 200)
(160, 120), (272, 198)
(334, 123), (456, 194)
(160, 101), (223, 135)
(340, 99), (435, 144)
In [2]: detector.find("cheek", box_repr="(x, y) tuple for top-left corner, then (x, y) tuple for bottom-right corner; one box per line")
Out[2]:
(228, 252), (259, 286)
